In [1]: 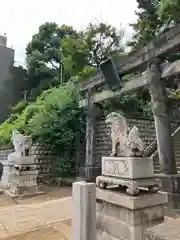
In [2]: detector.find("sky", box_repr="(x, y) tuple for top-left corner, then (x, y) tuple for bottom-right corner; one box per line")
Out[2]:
(0, 0), (138, 66)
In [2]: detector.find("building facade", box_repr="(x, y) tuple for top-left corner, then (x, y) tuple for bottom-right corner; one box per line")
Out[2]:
(0, 34), (27, 122)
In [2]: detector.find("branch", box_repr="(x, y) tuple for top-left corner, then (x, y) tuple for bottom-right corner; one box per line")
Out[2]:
(49, 60), (59, 70)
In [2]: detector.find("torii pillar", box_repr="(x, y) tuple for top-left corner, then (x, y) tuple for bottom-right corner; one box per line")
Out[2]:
(78, 88), (101, 182)
(148, 58), (180, 208)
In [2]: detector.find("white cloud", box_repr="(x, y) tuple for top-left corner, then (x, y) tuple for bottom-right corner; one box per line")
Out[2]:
(0, 0), (137, 64)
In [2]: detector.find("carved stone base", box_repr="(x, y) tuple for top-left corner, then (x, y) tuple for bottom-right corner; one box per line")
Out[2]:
(102, 156), (154, 179)
(96, 175), (160, 196)
(157, 174), (180, 209)
(4, 166), (41, 198)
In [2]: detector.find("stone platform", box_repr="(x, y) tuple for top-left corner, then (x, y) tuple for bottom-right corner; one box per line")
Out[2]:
(96, 187), (167, 240)
(4, 188), (45, 199)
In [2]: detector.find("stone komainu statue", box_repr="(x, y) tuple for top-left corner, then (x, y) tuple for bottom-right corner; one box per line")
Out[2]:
(105, 112), (145, 157)
(8, 129), (32, 162)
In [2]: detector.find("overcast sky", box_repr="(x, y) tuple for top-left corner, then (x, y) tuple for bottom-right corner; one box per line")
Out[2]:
(0, 0), (137, 65)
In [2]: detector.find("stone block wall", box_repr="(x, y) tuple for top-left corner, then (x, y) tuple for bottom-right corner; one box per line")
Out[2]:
(30, 143), (57, 183)
(0, 148), (13, 162)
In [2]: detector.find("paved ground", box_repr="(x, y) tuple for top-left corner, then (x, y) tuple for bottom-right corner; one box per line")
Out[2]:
(147, 216), (180, 240)
(0, 186), (180, 239)
(0, 186), (72, 208)
(0, 197), (72, 239)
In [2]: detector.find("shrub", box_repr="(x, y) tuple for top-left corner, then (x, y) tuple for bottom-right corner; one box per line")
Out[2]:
(0, 82), (85, 177)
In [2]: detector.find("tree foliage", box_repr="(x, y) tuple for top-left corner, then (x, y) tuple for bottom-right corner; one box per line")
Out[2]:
(0, 83), (85, 176)
(129, 0), (180, 50)
(84, 22), (124, 66)
(61, 34), (89, 76)
(26, 21), (125, 99)
(0, 82), (85, 148)
(129, 0), (163, 49)
(158, 0), (180, 25)
(26, 22), (78, 89)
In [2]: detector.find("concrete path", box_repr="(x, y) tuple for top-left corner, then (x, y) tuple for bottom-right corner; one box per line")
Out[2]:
(1, 194), (180, 239)
(147, 216), (180, 240)
(0, 197), (72, 239)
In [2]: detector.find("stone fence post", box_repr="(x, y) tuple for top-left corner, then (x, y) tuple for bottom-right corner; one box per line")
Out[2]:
(72, 181), (96, 240)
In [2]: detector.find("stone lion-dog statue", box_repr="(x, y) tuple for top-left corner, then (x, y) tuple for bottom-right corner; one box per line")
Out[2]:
(105, 112), (145, 157)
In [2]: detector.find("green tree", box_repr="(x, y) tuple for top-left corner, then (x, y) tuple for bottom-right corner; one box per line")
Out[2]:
(26, 21), (125, 100)
(85, 22), (124, 66)
(61, 22), (125, 77)
(26, 22), (77, 87)
(61, 34), (89, 76)
(129, 0), (163, 49)
(158, 0), (180, 26)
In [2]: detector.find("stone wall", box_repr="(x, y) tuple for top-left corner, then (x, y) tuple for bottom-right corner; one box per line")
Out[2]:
(0, 148), (13, 163)
(95, 117), (156, 166)
(30, 143), (57, 183)
(0, 144), (57, 183)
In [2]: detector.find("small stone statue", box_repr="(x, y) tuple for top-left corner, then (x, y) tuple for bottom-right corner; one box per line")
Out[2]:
(8, 129), (32, 162)
(105, 112), (145, 157)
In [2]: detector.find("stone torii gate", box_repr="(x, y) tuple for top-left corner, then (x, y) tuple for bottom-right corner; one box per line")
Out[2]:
(79, 24), (180, 208)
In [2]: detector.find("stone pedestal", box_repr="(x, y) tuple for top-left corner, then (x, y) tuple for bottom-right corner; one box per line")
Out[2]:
(0, 161), (14, 189)
(96, 157), (160, 195)
(96, 188), (167, 240)
(157, 173), (180, 209)
(102, 156), (154, 179)
(5, 164), (40, 197)
(5, 156), (44, 198)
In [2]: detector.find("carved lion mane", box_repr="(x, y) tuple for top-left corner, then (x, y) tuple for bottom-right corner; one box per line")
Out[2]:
(105, 112), (145, 157)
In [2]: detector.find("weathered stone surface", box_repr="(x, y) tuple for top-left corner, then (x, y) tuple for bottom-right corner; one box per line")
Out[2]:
(78, 166), (101, 182)
(105, 112), (145, 157)
(96, 175), (160, 196)
(14, 156), (35, 165)
(0, 161), (14, 188)
(97, 230), (121, 240)
(94, 118), (157, 168)
(96, 188), (167, 240)
(102, 157), (154, 179)
(157, 173), (180, 209)
(96, 201), (164, 226)
(96, 188), (167, 210)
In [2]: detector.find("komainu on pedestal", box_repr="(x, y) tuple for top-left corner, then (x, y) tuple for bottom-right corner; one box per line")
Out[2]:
(2, 129), (42, 197)
(96, 112), (160, 196)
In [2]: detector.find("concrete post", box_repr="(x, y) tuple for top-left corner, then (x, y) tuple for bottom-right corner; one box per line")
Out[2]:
(72, 181), (96, 240)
